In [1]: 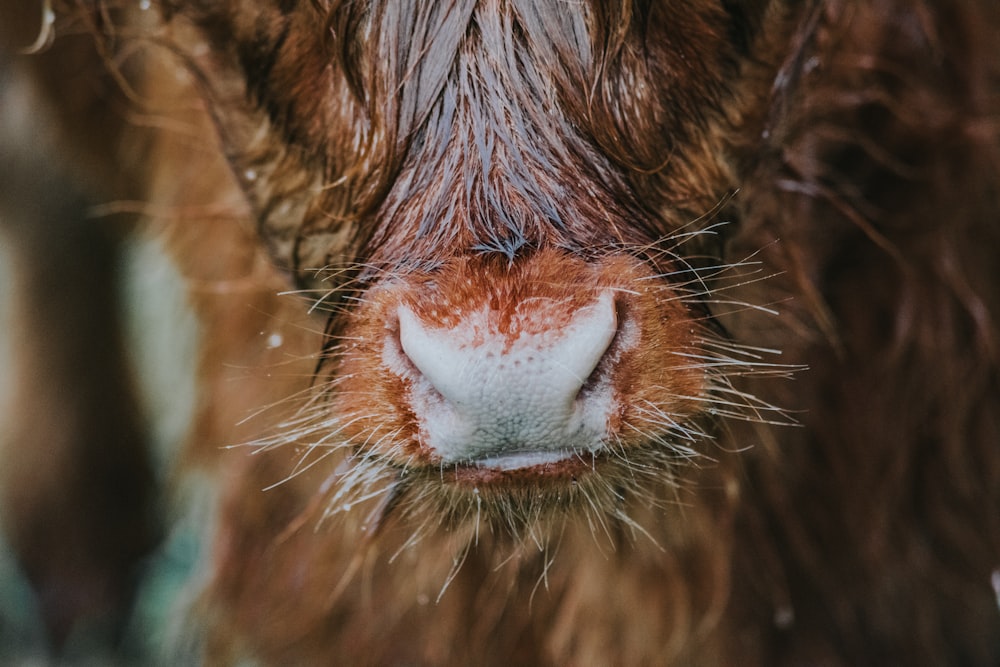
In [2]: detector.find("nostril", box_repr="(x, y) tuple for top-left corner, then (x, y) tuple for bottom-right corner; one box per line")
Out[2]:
(393, 290), (622, 465)
(542, 291), (621, 406)
(553, 291), (621, 399)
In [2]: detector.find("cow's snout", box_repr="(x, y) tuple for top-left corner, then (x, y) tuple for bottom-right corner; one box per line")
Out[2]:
(331, 248), (706, 479)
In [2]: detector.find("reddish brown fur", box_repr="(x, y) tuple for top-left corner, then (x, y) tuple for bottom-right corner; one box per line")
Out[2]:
(0, 0), (998, 665)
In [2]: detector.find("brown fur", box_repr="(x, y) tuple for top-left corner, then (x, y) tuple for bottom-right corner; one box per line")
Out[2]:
(0, 0), (998, 664)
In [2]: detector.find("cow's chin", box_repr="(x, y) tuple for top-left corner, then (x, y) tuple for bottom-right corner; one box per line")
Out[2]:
(338, 435), (700, 529)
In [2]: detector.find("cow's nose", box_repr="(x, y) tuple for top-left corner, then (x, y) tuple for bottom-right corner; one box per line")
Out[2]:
(393, 290), (620, 469)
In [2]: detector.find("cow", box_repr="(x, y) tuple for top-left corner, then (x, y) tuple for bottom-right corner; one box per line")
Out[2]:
(0, 0), (998, 664)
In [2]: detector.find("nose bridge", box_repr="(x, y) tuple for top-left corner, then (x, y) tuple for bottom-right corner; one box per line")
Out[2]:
(359, 32), (638, 270)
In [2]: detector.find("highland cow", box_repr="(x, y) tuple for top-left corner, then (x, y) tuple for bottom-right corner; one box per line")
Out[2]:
(0, 0), (998, 664)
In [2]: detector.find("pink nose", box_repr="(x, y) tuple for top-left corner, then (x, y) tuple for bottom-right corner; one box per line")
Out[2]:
(387, 291), (624, 470)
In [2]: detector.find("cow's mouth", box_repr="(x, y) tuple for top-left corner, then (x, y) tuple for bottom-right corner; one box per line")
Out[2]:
(441, 450), (601, 487)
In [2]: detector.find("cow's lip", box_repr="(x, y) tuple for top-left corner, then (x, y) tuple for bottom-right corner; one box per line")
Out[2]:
(473, 450), (582, 471)
(442, 450), (600, 486)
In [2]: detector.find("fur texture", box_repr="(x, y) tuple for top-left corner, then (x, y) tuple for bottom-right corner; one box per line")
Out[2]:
(0, 0), (998, 664)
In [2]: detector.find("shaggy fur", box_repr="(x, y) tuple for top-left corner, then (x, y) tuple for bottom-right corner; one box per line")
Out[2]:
(0, 0), (998, 664)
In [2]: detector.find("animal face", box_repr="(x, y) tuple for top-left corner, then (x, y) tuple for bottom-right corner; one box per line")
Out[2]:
(161, 0), (782, 521)
(3, 0), (999, 664)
